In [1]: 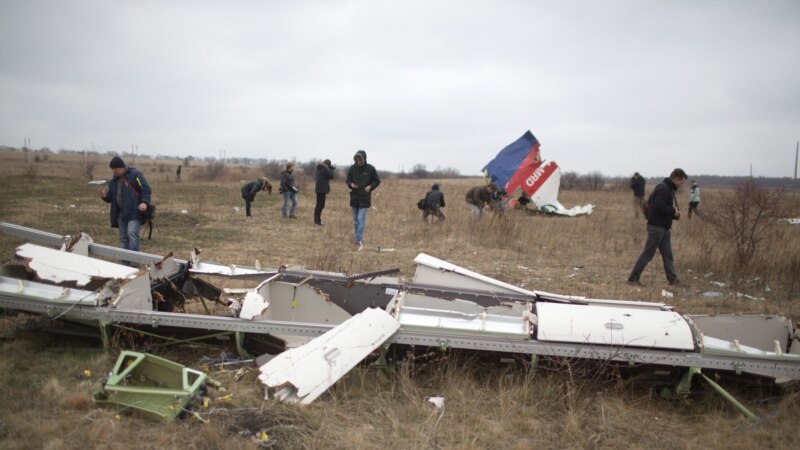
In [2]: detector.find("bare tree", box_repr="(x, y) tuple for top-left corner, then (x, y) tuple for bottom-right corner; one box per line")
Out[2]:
(703, 179), (785, 270)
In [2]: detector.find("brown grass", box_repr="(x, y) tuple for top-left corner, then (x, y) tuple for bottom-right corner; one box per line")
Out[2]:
(1, 150), (799, 449)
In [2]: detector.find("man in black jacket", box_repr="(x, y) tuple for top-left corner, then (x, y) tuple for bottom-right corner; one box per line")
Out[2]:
(630, 172), (646, 218)
(422, 183), (446, 224)
(314, 159), (335, 226)
(346, 150), (380, 251)
(627, 168), (687, 286)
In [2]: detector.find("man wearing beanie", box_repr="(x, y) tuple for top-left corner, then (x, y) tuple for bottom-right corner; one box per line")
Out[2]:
(346, 150), (380, 251)
(99, 155), (152, 258)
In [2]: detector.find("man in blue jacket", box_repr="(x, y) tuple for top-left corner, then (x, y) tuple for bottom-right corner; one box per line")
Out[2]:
(99, 156), (152, 254)
(627, 168), (687, 286)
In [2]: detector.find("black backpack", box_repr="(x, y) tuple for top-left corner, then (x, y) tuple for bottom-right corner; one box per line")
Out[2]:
(417, 198), (426, 210)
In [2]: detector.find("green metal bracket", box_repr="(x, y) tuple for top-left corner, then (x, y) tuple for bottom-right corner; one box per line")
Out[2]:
(673, 367), (757, 419)
(235, 332), (254, 358)
(371, 343), (393, 384)
(93, 350), (222, 421)
(99, 321), (111, 351)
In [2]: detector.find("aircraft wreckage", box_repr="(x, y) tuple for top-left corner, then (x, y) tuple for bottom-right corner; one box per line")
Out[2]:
(1, 221), (799, 418)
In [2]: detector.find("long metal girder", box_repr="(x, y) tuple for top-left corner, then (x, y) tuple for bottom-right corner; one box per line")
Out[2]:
(3, 292), (799, 382)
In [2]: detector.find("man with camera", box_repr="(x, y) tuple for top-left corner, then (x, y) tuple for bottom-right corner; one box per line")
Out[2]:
(314, 159), (335, 226)
(627, 168), (687, 286)
(98, 156), (152, 256)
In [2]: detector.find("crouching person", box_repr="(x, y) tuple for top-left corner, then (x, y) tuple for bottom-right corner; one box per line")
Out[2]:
(99, 156), (152, 255)
(241, 177), (272, 220)
(422, 183), (446, 224)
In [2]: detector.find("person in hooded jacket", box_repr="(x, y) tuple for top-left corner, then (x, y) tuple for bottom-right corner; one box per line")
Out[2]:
(627, 168), (687, 286)
(99, 156), (152, 254)
(241, 177), (272, 220)
(422, 183), (446, 224)
(280, 162), (298, 218)
(314, 159), (335, 226)
(630, 172), (646, 218)
(346, 150), (380, 251)
(688, 180), (700, 219)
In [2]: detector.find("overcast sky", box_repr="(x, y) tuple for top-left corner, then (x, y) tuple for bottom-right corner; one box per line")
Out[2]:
(1, 0), (798, 178)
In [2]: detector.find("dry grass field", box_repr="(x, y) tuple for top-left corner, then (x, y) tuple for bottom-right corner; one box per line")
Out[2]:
(1, 150), (799, 449)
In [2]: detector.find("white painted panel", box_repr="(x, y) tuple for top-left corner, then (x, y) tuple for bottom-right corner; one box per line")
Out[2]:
(390, 293), (530, 339)
(536, 302), (695, 350)
(16, 243), (139, 287)
(258, 308), (400, 404)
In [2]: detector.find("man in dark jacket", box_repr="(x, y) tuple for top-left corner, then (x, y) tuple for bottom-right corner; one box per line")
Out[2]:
(280, 163), (298, 218)
(627, 168), (687, 286)
(422, 183), (446, 224)
(630, 172), (646, 218)
(314, 159), (335, 226)
(241, 177), (272, 220)
(99, 156), (152, 254)
(465, 183), (497, 222)
(346, 150), (380, 251)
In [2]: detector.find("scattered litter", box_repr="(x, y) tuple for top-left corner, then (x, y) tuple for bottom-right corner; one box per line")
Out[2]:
(233, 207), (240, 213)
(702, 291), (723, 298)
(567, 273), (578, 278)
(765, 285), (771, 293)
(711, 281), (727, 288)
(378, 247), (396, 252)
(181, 210), (189, 214)
(778, 218), (800, 225)
(88, 180), (108, 185)
(69, 204), (76, 208)
(517, 265), (529, 270)
(737, 292), (765, 301)
(661, 290), (673, 298)
(573, 265), (584, 270)
(428, 396), (445, 409)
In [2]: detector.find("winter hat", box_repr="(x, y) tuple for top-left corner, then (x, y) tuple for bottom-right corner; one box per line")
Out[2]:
(109, 156), (125, 169)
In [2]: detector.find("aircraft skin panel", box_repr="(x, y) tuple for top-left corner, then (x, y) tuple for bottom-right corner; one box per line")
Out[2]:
(388, 292), (531, 339)
(535, 302), (695, 350)
(258, 307), (400, 404)
(16, 243), (139, 286)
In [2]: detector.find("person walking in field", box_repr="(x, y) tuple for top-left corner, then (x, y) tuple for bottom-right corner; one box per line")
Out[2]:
(241, 177), (272, 220)
(346, 150), (380, 251)
(176, 164), (182, 182)
(314, 159), (335, 226)
(465, 183), (497, 222)
(99, 156), (152, 255)
(688, 180), (700, 219)
(422, 183), (446, 224)
(630, 172), (646, 218)
(627, 168), (687, 286)
(280, 162), (298, 218)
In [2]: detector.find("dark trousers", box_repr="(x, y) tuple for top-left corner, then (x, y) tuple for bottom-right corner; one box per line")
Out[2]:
(314, 192), (327, 224)
(688, 202), (699, 218)
(628, 225), (678, 283)
(244, 197), (253, 217)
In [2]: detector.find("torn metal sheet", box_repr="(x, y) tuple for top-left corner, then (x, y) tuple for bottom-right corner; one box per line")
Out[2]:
(535, 301), (695, 350)
(258, 308), (400, 404)
(16, 243), (140, 287)
(387, 292), (533, 339)
(93, 351), (216, 421)
(689, 314), (794, 354)
(0, 275), (103, 306)
(414, 253), (669, 310)
(241, 276), (352, 347)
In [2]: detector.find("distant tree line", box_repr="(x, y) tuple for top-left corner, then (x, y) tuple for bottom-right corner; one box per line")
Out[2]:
(1, 145), (797, 188)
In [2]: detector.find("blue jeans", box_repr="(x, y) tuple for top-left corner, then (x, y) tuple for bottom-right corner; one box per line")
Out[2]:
(118, 215), (142, 252)
(282, 191), (297, 216)
(352, 207), (368, 243)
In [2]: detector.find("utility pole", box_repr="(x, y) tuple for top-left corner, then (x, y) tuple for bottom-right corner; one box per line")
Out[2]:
(794, 141), (798, 184)
(749, 162), (752, 178)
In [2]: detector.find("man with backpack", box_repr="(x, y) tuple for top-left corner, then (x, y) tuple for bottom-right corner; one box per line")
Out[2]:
(99, 156), (152, 255)
(627, 168), (687, 286)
